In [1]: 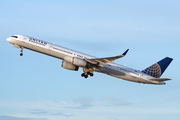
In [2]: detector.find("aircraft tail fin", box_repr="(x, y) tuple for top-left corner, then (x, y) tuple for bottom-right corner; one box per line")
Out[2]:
(142, 57), (173, 78)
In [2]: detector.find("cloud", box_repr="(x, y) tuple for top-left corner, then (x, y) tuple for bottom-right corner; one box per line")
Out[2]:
(108, 117), (121, 120)
(0, 115), (47, 120)
(101, 97), (132, 107)
(1, 100), (180, 120)
(30, 109), (74, 118)
(64, 97), (94, 109)
(30, 109), (48, 115)
(63, 97), (131, 109)
(50, 113), (74, 118)
(72, 97), (94, 109)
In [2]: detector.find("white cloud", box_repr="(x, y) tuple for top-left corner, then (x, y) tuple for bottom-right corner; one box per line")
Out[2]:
(0, 115), (47, 120)
(0, 98), (180, 120)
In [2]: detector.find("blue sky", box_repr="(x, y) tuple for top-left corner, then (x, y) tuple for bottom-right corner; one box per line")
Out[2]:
(0, 0), (180, 120)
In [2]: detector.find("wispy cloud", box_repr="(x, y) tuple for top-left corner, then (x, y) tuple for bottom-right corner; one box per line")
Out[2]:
(0, 115), (47, 120)
(64, 97), (94, 109)
(72, 97), (94, 109)
(30, 109), (48, 115)
(1, 99), (180, 120)
(101, 97), (132, 107)
(50, 113), (74, 118)
(30, 109), (74, 118)
(107, 117), (121, 120)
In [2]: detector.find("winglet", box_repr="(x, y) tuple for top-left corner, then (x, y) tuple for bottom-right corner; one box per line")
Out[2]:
(122, 49), (129, 56)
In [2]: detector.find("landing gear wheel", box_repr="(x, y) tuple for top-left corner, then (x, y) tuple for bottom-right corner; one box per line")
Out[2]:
(90, 73), (94, 77)
(84, 75), (88, 78)
(20, 47), (24, 56)
(81, 73), (85, 77)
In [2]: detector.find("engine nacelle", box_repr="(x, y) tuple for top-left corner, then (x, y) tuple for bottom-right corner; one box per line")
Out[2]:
(61, 61), (79, 71)
(64, 56), (87, 67)
(73, 57), (87, 67)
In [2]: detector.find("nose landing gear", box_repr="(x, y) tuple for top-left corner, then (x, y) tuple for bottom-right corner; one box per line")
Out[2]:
(81, 68), (94, 78)
(20, 47), (23, 56)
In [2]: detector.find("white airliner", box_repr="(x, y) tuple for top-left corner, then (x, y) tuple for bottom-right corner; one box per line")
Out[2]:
(7, 35), (173, 85)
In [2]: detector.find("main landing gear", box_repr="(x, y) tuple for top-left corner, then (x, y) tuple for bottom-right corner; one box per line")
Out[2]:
(20, 47), (23, 56)
(81, 68), (94, 79)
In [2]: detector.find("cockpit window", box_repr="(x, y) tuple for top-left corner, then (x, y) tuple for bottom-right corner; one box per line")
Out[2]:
(11, 36), (18, 38)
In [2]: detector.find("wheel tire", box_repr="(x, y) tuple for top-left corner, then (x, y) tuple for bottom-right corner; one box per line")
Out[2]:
(84, 75), (88, 78)
(81, 73), (85, 77)
(90, 73), (94, 77)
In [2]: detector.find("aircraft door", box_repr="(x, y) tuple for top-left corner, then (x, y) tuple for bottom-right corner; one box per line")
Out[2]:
(49, 45), (54, 51)
(22, 37), (26, 42)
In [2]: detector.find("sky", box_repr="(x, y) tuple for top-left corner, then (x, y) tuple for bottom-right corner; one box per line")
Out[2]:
(0, 0), (180, 120)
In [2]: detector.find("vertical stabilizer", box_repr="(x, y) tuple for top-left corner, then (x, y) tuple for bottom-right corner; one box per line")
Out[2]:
(142, 57), (173, 78)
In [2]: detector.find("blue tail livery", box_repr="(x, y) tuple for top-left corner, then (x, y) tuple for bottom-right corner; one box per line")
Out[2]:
(142, 57), (173, 78)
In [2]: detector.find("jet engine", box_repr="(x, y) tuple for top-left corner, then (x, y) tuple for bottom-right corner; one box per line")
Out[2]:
(64, 56), (87, 67)
(61, 60), (79, 71)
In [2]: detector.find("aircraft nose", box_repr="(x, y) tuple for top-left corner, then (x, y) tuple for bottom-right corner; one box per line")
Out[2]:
(7, 37), (12, 43)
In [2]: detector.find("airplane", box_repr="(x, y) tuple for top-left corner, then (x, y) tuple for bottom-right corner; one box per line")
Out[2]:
(7, 35), (173, 85)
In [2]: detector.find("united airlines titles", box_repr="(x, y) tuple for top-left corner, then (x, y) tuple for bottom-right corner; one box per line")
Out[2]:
(29, 37), (47, 46)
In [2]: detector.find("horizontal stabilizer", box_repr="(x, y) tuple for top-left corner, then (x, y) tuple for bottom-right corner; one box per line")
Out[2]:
(149, 78), (171, 81)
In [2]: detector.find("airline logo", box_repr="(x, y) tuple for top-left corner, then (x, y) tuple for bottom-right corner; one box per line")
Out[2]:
(142, 63), (161, 78)
(29, 37), (47, 46)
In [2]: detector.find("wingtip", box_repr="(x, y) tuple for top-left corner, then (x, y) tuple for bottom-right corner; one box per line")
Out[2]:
(122, 49), (129, 56)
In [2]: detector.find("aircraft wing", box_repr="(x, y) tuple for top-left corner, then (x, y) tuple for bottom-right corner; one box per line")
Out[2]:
(85, 49), (129, 66)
